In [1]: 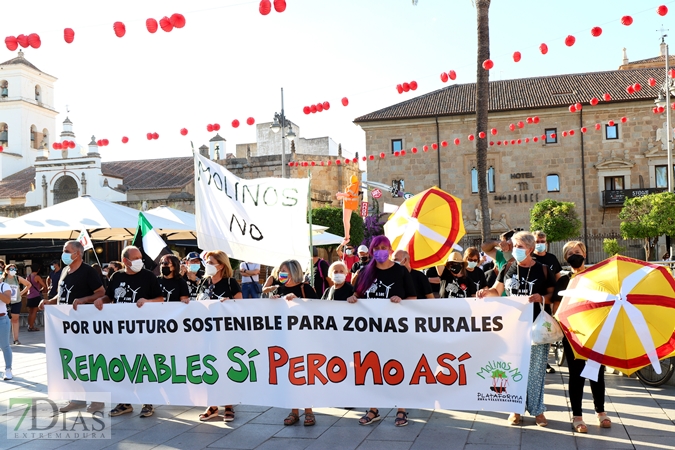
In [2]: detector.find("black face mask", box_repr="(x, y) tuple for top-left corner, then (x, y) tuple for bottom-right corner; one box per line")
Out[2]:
(161, 266), (172, 276)
(449, 264), (463, 274)
(360, 256), (369, 263)
(566, 254), (585, 269)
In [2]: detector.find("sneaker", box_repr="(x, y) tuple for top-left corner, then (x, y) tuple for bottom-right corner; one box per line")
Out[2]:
(59, 400), (86, 413)
(12, 340), (19, 345)
(3, 369), (13, 380)
(140, 404), (154, 418)
(109, 404), (133, 417)
(87, 402), (105, 413)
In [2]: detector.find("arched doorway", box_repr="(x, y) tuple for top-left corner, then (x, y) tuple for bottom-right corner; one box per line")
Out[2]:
(53, 176), (78, 204)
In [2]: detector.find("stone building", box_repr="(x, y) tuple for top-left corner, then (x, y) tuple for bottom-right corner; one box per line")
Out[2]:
(354, 47), (674, 259)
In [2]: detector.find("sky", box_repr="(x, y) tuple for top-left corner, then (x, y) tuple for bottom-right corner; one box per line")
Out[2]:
(3, 0), (675, 162)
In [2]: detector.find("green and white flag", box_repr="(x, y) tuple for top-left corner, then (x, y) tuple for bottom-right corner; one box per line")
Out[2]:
(132, 212), (170, 270)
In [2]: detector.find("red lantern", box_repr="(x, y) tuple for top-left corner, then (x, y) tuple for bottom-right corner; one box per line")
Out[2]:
(273, 0), (287, 13)
(410, 81), (418, 90)
(441, 141), (448, 147)
(431, 143), (438, 150)
(503, 141), (508, 146)
(303, 162), (309, 167)
(562, 131), (568, 137)
(159, 17), (173, 32)
(247, 117), (255, 125)
(491, 128), (498, 135)
(454, 138), (460, 145)
(513, 51), (521, 63)
(569, 130), (575, 136)
(171, 14), (186, 28)
(213, 123), (221, 131)
(70, 141), (76, 149)
(653, 107), (659, 114)
(323, 101), (330, 110)
(288, 162), (294, 167)
(525, 138), (530, 143)
(516, 139), (521, 144)
(591, 26), (602, 37)
(52, 142), (59, 150)
(575, 102), (582, 110)
(28, 33), (41, 49)
(394, 151), (400, 157)
(5, 36), (18, 51)
(379, 152), (385, 158)
(316, 103), (324, 112)
(564, 35), (576, 47)
(440, 72), (449, 83)
(17, 34), (28, 48)
(152, 132), (159, 140)
(649, 77), (657, 87)
(146, 18), (158, 33)
(539, 43), (548, 55)
(541, 134), (546, 140)
(399, 151), (405, 157)
(497, 141), (502, 145)
(411, 147), (418, 154)
(569, 105), (576, 113)
(102, 139), (109, 146)
(595, 123), (601, 130)
(64, 28), (75, 43)
(422, 145), (428, 151)
(448, 70), (457, 80)
(260, 0), (272, 15)
(310, 105), (317, 113)
(533, 137), (538, 142)
(670, 69), (675, 79)
(479, 131), (486, 139)
(581, 127), (587, 133)
(533, 116), (540, 124)
(122, 136), (129, 143)
(590, 97), (599, 106)
(180, 128), (188, 136)
(303, 106), (311, 114)
(232, 119), (240, 128)
(658, 5), (668, 16)
(621, 15), (633, 26)
(327, 161), (332, 166)
(626, 85), (635, 95)
(113, 22), (126, 38)
(207, 124), (214, 132)
(526, 118), (533, 124)
(511, 140), (516, 145)
(97, 140), (102, 147)
(468, 134), (475, 141)
(489, 141), (494, 146)
(517, 121), (524, 128)
(659, 106), (666, 113)
(312, 161), (317, 166)
(549, 135), (555, 140)
(603, 93), (611, 101)
(482, 59), (494, 70)
(341, 97), (349, 106)
(608, 120), (615, 126)
(396, 84), (403, 94)
(621, 117), (627, 123)
(633, 83), (642, 92)
(402, 82), (410, 92)
(147, 133), (153, 140)
(509, 124), (515, 131)
(369, 155), (374, 161)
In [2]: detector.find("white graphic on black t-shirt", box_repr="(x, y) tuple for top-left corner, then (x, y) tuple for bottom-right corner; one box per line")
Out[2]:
(446, 279), (468, 298)
(114, 285), (126, 302)
(505, 275), (538, 296)
(365, 279), (395, 298)
(162, 286), (175, 302)
(113, 282), (142, 303)
(60, 283), (74, 304)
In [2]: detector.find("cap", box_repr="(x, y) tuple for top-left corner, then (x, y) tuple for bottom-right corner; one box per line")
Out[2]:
(357, 245), (369, 254)
(187, 252), (201, 260)
(447, 251), (464, 263)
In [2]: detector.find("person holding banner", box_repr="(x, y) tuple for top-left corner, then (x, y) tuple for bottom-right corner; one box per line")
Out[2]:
(239, 261), (261, 299)
(477, 231), (555, 427)
(2, 264), (31, 345)
(321, 261), (354, 300)
(182, 252), (203, 300)
(348, 235), (416, 427)
(464, 248), (488, 295)
(270, 259), (319, 426)
(25, 264), (47, 332)
(0, 275), (14, 379)
(262, 265), (282, 296)
(393, 250), (434, 299)
(196, 250), (242, 423)
(436, 252), (475, 298)
(158, 255), (189, 303)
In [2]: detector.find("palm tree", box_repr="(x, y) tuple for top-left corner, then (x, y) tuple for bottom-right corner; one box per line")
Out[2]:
(475, 0), (491, 241)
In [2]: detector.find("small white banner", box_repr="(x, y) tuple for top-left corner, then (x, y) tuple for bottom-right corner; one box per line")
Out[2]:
(194, 152), (310, 268)
(45, 298), (533, 413)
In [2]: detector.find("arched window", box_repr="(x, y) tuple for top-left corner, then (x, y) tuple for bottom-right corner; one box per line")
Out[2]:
(41, 128), (49, 149)
(30, 125), (37, 149)
(0, 80), (7, 98)
(53, 176), (79, 204)
(0, 123), (7, 147)
(546, 174), (560, 192)
(35, 85), (41, 102)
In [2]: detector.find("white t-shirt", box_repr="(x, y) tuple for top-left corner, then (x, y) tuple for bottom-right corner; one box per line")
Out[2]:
(239, 262), (260, 283)
(0, 282), (12, 314)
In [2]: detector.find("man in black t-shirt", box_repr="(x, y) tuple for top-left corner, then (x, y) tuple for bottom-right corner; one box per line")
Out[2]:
(39, 240), (105, 414)
(311, 248), (332, 295)
(181, 252), (203, 300)
(532, 231), (562, 281)
(93, 246), (163, 419)
(350, 245), (371, 277)
(393, 250), (434, 299)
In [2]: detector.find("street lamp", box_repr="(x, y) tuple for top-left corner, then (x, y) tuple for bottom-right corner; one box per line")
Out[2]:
(270, 87), (295, 178)
(654, 35), (675, 192)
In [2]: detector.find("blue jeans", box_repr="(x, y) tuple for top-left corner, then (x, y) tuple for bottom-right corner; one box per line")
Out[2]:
(0, 314), (11, 369)
(241, 283), (260, 299)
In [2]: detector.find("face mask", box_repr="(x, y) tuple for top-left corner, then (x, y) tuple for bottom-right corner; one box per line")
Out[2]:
(62, 252), (73, 266)
(345, 249), (352, 255)
(50, 265), (55, 271)
(502, 250), (513, 261)
(161, 266), (172, 276)
(513, 248), (528, 263)
(204, 263), (218, 277)
(393, 260), (401, 265)
(101, 270), (108, 277)
(278, 272), (289, 284)
(566, 254), (585, 269)
(360, 256), (369, 263)
(129, 259), (144, 273)
(535, 243), (547, 253)
(189, 264), (200, 273)
(373, 250), (390, 264)
(332, 273), (346, 284)
(467, 261), (478, 269)
(9, 269), (16, 276)
(449, 264), (463, 274)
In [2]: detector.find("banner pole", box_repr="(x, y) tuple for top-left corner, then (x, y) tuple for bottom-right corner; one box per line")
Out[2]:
(308, 170), (314, 287)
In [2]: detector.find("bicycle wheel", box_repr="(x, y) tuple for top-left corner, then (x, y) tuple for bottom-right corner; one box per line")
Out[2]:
(635, 358), (675, 387)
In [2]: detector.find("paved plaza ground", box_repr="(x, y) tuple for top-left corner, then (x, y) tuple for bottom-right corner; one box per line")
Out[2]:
(1, 329), (674, 450)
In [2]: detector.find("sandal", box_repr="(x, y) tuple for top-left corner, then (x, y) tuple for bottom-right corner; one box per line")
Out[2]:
(394, 411), (408, 427)
(223, 407), (235, 423)
(284, 412), (300, 426)
(359, 409), (381, 426)
(28, 327), (40, 332)
(597, 413), (611, 428)
(199, 406), (219, 422)
(535, 414), (548, 427)
(507, 413), (521, 425)
(304, 413), (316, 426)
(572, 418), (588, 433)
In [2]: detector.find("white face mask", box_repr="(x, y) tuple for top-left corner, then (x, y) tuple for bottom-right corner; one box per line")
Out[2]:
(129, 259), (144, 273)
(467, 261), (478, 269)
(204, 263), (218, 277)
(332, 273), (346, 284)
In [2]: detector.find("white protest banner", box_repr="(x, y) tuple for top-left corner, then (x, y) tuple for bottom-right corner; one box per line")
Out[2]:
(46, 297), (532, 413)
(194, 152), (310, 268)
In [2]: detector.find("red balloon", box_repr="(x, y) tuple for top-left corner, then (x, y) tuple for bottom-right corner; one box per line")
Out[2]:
(207, 124), (214, 132)
(316, 103), (324, 112)
(431, 143), (438, 150)
(479, 131), (486, 139)
(581, 127), (587, 133)
(327, 161), (332, 166)
(575, 102), (582, 110)
(489, 141), (494, 146)
(595, 123), (601, 130)
(533, 116), (540, 124)
(603, 93), (611, 101)
(591, 26), (602, 37)
(513, 51), (521, 63)
(303, 106), (310, 114)
(621, 15), (633, 26)
(310, 105), (317, 113)
(5, 36), (18, 51)
(52, 142), (59, 150)
(396, 84), (403, 94)
(113, 22), (126, 38)
(368, 155), (374, 161)
(539, 43), (548, 55)
(468, 134), (475, 141)
(303, 162), (309, 167)
(511, 140), (516, 145)
(454, 138), (460, 145)
(562, 131), (567, 137)
(146, 18), (158, 33)
(548, 135), (555, 140)
(649, 77), (657, 87)
(232, 119), (240, 128)
(482, 59), (494, 70)
(170, 13), (187, 28)
(419, 145), (426, 152)
(496, 141), (502, 146)
(394, 151), (400, 157)
(590, 97), (599, 106)
(159, 17), (173, 32)
(122, 136), (129, 143)
(517, 139), (522, 144)
(64, 28), (75, 43)
(102, 139), (109, 146)
(399, 151), (405, 157)
(323, 101), (330, 110)
(653, 107), (659, 114)
(491, 128), (498, 135)
(97, 140), (102, 146)
(17, 34), (29, 48)
(70, 141), (76, 149)
(402, 82), (410, 92)
(517, 121), (524, 128)
(341, 97), (349, 106)
(569, 130), (575, 136)
(213, 123), (221, 131)
(564, 35), (576, 47)
(525, 138), (530, 143)
(441, 141), (448, 147)
(670, 69), (675, 79)
(533, 137), (538, 142)
(274, 0), (287, 13)
(247, 117), (255, 125)
(288, 162), (294, 167)
(379, 152), (385, 159)
(540, 134), (546, 140)
(448, 70), (457, 80)
(621, 117), (628, 123)
(659, 106), (665, 113)
(259, 0), (272, 15)
(180, 128), (188, 136)
(147, 133), (153, 140)
(526, 117), (533, 124)
(608, 120), (615, 126)
(504, 141), (508, 146)
(28, 33), (41, 49)
(440, 72), (449, 83)
(152, 132), (159, 140)
(409, 81), (418, 90)
(626, 85), (635, 95)
(509, 124), (515, 131)
(633, 83), (642, 92)
(658, 5), (668, 16)
(569, 105), (577, 113)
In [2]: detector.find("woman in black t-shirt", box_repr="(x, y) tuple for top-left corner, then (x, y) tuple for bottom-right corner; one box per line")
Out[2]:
(477, 231), (554, 428)
(436, 251), (475, 298)
(349, 236), (416, 428)
(464, 248), (487, 294)
(197, 250), (241, 424)
(158, 255), (189, 303)
(322, 261), (354, 300)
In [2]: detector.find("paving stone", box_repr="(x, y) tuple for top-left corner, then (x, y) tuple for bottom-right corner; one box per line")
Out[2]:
(208, 423), (284, 449)
(305, 425), (373, 450)
(151, 431), (225, 450)
(466, 420), (522, 445)
(357, 440), (412, 450)
(255, 437), (313, 450)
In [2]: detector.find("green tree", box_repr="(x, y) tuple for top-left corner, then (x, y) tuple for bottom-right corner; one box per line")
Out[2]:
(620, 192), (675, 260)
(311, 206), (364, 248)
(602, 238), (624, 257)
(529, 199), (582, 242)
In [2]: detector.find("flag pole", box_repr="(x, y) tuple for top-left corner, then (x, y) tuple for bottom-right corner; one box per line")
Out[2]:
(308, 169), (314, 286)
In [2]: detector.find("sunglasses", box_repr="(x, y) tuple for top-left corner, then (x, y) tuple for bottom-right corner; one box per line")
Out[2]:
(160, 262), (172, 266)
(467, 259), (479, 263)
